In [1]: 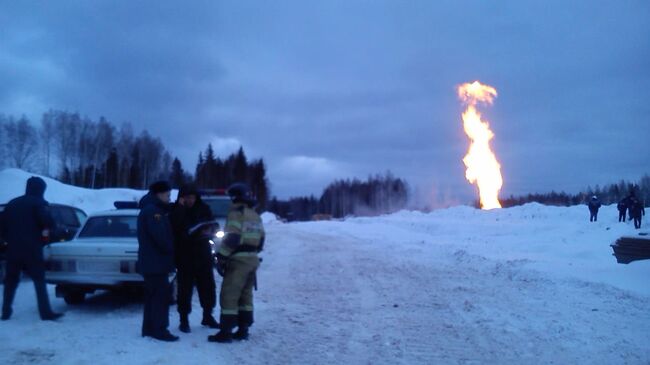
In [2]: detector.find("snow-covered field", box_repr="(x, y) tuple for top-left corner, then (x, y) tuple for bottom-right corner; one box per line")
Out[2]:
(1, 169), (649, 364)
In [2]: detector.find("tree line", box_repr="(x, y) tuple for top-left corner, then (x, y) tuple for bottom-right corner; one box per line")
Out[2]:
(190, 145), (269, 210)
(500, 175), (650, 208)
(269, 173), (409, 221)
(0, 111), (270, 210)
(0, 111), (173, 189)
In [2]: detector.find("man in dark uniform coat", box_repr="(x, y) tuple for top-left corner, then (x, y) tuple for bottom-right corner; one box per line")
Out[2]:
(137, 181), (178, 342)
(1, 177), (63, 321)
(170, 184), (219, 333)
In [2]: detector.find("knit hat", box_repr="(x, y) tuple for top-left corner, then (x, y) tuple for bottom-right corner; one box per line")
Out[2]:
(178, 184), (199, 198)
(149, 181), (172, 194)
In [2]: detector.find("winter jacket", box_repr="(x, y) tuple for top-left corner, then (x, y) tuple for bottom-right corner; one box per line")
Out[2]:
(588, 200), (601, 212)
(617, 201), (627, 212)
(170, 198), (214, 270)
(2, 177), (55, 261)
(629, 200), (646, 218)
(218, 201), (265, 258)
(136, 193), (175, 275)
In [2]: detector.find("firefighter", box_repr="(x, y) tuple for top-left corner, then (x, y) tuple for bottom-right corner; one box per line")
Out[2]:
(208, 183), (265, 343)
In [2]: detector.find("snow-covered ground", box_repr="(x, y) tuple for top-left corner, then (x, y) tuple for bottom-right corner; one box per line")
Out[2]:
(1, 169), (649, 364)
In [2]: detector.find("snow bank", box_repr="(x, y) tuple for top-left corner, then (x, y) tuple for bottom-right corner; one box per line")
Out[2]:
(261, 212), (280, 225)
(0, 168), (147, 214)
(317, 202), (650, 296)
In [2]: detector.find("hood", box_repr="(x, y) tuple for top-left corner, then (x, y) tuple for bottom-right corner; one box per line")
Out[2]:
(25, 177), (47, 198)
(139, 193), (159, 209)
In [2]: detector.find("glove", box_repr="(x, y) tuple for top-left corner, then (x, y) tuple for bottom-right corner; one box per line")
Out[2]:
(216, 253), (228, 277)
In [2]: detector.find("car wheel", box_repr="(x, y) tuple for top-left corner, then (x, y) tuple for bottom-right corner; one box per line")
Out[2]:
(63, 291), (86, 305)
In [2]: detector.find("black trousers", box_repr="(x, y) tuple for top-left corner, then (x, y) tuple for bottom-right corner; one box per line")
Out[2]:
(590, 212), (598, 222)
(142, 274), (171, 337)
(176, 266), (216, 316)
(634, 217), (642, 229)
(618, 211), (626, 222)
(3, 257), (54, 318)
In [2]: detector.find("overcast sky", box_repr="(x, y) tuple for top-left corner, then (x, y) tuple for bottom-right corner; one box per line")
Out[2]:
(1, 1), (649, 202)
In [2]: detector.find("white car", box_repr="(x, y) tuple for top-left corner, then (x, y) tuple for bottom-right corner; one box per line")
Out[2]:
(44, 208), (175, 304)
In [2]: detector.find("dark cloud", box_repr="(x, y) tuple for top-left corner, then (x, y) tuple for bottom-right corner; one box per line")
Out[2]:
(1, 0), (649, 201)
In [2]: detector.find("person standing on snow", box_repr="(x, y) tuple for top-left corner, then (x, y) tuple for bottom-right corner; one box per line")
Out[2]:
(617, 199), (627, 222)
(629, 198), (645, 229)
(208, 183), (265, 343)
(170, 184), (219, 333)
(1, 177), (64, 321)
(137, 181), (178, 342)
(588, 195), (601, 222)
(624, 192), (637, 221)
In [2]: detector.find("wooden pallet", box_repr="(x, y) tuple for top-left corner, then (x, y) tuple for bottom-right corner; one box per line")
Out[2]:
(610, 234), (650, 264)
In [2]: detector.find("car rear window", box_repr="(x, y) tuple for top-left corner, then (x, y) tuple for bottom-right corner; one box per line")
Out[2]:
(205, 198), (232, 218)
(78, 216), (137, 238)
(51, 207), (81, 227)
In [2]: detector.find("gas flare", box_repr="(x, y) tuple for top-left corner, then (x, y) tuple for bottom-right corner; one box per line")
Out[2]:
(457, 81), (503, 210)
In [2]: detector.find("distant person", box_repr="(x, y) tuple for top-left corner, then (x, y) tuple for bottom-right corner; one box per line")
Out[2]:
(170, 184), (219, 333)
(2, 177), (64, 321)
(617, 199), (627, 222)
(629, 198), (645, 229)
(587, 195), (601, 222)
(208, 183), (265, 343)
(624, 192), (637, 221)
(137, 181), (178, 342)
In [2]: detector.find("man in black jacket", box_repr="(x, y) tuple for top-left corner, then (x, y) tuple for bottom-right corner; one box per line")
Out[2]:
(170, 184), (219, 333)
(137, 181), (178, 342)
(2, 177), (63, 321)
(629, 198), (646, 229)
(588, 196), (601, 222)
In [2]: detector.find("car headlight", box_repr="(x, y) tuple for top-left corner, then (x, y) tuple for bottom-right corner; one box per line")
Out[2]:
(216, 231), (225, 239)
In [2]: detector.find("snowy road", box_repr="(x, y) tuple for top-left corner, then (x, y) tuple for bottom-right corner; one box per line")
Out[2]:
(1, 206), (650, 364)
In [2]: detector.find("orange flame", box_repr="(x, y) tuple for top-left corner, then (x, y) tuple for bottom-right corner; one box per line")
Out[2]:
(457, 81), (503, 210)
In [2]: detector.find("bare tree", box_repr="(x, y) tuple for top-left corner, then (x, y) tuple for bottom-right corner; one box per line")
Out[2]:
(90, 117), (115, 188)
(4, 116), (38, 169)
(40, 110), (57, 176)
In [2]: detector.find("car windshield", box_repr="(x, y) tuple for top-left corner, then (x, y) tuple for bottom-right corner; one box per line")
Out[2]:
(205, 198), (231, 218)
(78, 216), (137, 238)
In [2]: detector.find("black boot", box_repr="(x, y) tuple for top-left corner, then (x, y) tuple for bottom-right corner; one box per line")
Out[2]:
(41, 312), (64, 321)
(152, 331), (180, 342)
(233, 311), (253, 341)
(179, 314), (190, 333)
(201, 310), (219, 329)
(1, 308), (12, 321)
(207, 314), (235, 343)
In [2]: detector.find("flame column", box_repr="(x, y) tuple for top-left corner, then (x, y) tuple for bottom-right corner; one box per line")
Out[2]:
(457, 81), (503, 210)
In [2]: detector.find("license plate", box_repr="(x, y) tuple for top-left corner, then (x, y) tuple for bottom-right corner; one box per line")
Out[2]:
(78, 261), (120, 273)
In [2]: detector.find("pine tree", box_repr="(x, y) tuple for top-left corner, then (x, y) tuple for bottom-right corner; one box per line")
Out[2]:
(170, 158), (185, 188)
(233, 146), (248, 182)
(195, 152), (205, 188)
